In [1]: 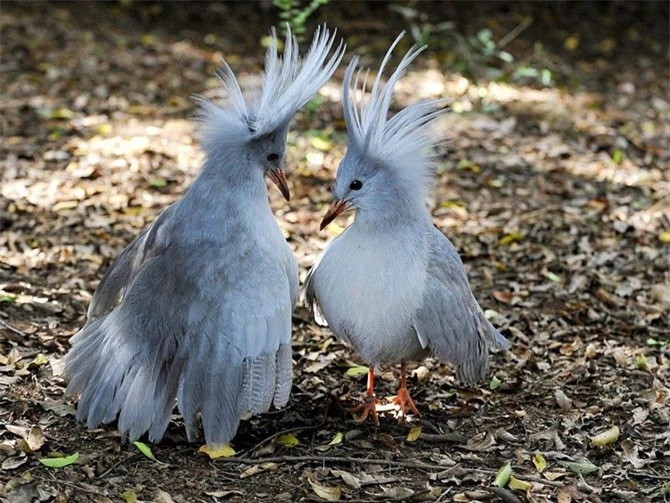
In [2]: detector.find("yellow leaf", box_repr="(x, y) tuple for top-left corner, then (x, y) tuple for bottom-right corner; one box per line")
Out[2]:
(635, 354), (649, 371)
(493, 462), (512, 487)
(275, 434), (300, 447)
(590, 426), (620, 447)
(533, 452), (547, 473)
(328, 432), (344, 446)
(498, 231), (522, 246)
(509, 475), (532, 491)
(122, 489), (137, 503)
(345, 365), (369, 377)
(564, 35), (579, 51)
(310, 136), (333, 151)
(95, 123), (113, 135)
(406, 426), (422, 442)
(659, 231), (670, 243)
(32, 354), (49, 366)
(308, 476), (342, 501)
(199, 444), (236, 459)
(48, 107), (75, 120)
(140, 34), (158, 47)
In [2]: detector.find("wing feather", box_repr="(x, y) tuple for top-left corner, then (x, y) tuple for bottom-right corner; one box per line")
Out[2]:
(413, 228), (509, 384)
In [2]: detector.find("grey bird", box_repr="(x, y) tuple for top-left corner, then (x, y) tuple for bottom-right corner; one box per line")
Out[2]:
(303, 35), (509, 424)
(66, 26), (344, 447)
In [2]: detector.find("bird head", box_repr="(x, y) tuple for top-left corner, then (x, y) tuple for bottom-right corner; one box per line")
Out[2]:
(321, 33), (449, 229)
(197, 25), (345, 201)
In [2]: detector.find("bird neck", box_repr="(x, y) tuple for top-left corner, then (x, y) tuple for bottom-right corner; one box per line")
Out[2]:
(352, 196), (432, 233)
(179, 154), (270, 216)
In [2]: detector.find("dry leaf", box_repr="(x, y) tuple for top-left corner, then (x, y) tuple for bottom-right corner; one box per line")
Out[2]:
(308, 476), (342, 501)
(199, 444), (236, 459)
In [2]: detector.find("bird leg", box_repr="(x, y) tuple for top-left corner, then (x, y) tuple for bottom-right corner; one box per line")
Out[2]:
(347, 365), (379, 426)
(393, 361), (420, 418)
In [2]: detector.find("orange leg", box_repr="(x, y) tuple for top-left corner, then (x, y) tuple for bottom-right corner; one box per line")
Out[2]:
(393, 361), (420, 418)
(347, 365), (379, 426)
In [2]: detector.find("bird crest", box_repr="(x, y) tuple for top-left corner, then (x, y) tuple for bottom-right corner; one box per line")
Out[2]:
(197, 25), (344, 152)
(342, 33), (449, 189)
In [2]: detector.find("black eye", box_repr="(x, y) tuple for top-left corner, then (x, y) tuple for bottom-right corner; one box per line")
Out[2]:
(349, 179), (363, 191)
(267, 153), (279, 161)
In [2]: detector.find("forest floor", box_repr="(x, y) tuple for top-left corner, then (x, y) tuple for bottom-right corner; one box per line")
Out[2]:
(1, 2), (669, 502)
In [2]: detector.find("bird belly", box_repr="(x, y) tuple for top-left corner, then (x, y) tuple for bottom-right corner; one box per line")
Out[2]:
(313, 233), (428, 365)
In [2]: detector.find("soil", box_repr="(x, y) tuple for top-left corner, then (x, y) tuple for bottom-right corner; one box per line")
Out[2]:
(1, 2), (668, 502)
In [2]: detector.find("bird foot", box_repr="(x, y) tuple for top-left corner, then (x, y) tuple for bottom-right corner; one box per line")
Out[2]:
(393, 387), (421, 418)
(347, 395), (379, 426)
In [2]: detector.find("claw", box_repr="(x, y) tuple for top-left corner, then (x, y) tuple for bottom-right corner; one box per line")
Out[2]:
(347, 394), (379, 426)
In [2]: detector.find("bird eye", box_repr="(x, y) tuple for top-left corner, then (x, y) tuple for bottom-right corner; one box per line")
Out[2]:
(267, 153), (279, 161)
(349, 180), (363, 191)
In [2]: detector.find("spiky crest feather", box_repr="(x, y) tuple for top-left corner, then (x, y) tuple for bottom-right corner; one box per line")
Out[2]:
(343, 33), (449, 193)
(196, 25), (344, 154)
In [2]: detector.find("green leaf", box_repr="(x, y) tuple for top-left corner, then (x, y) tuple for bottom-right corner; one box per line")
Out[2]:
(493, 462), (512, 487)
(544, 271), (562, 283)
(612, 148), (623, 164)
(328, 432), (344, 446)
(558, 460), (598, 475)
(346, 365), (369, 377)
(39, 452), (79, 468)
(489, 376), (502, 390)
(532, 452), (547, 473)
(133, 441), (156, 461)
(148, 178), (167, 188)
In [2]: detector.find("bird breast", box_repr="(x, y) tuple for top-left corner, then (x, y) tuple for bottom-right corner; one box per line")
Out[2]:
(313, 226), (429, 364)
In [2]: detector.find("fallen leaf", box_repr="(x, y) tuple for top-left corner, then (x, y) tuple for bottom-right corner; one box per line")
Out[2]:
(276, 433), (300, 447)
(308, 476), (341, 501)
(493, 462), (512, 487)
(133, 441), (157, 461)
(39, 452), (79, 468)
(590, 425), (619, 447)
(199, 444), (236, 459)
(328, 432), (344, 446)
(407, 426), (422, 442)
(122, 489), (137, 503)
(509, 475), (532, 491)
(620, 440), (645, 468)
(346, 365), (369, 377)
(533, 452), (547, 473)
(558, 459), (598, 475)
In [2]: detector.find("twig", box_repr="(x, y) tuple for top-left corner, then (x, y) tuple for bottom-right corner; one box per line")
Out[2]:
(35, 476), (107, 497)
(211, 454), (447, 471)
(97, 453), (138, 479)
(418, 433), (467, 443)
(497, 17), (533, 50)
(0, 317), (27, 336)
(243, 425), (321, 457)
(490, 487), (523, 503)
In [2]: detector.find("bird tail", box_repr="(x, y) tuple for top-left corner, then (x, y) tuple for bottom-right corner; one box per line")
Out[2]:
(65, 314), (179, 443)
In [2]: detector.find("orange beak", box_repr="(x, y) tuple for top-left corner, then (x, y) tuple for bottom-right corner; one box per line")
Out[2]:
(267, 168), (290, 201)
(320, 198), (348, 231)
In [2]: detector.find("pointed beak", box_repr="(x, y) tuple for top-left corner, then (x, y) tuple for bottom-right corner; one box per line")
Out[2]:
(267, 168), (290, 201)
(320, 198), (348, 231)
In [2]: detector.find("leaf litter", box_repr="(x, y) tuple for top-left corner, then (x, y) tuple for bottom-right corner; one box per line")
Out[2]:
(1, 2), (668, 502)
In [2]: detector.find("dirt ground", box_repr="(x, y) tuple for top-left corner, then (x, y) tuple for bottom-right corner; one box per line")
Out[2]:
(1, 2), (669, 502)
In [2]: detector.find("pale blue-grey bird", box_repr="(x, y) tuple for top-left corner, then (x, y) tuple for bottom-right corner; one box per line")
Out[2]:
(303, 35), (509, 424)
(66, 26), (344, 446)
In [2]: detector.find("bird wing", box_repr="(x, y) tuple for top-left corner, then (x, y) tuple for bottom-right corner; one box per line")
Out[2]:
(301, 263), (329, 327)
(176, 255), (294, 446)
(86, 203), (178, 320)
(412, 227), (509, 384)
(67, 224), (295, 447)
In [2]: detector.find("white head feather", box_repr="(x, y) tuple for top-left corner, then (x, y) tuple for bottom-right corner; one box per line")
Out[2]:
(197, 25), (345, 154)
(340, 33), (449, 202)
